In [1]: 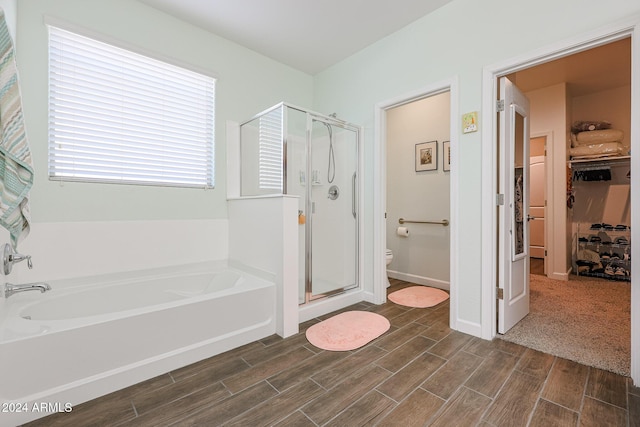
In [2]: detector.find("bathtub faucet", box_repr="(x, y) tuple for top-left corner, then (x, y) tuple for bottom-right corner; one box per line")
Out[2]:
(3, 282), (51, 299)
(2, 243), (33, 275)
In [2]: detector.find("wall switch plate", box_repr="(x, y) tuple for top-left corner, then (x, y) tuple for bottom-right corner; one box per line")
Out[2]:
(462, 111), (478, 133)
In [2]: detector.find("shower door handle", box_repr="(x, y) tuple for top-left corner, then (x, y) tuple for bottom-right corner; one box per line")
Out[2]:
(352, 172), (357, 219)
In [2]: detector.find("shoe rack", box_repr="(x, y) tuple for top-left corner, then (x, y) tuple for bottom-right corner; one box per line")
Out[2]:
(575, 223), (631, 281)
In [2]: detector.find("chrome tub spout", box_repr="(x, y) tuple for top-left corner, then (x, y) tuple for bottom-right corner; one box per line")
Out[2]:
(3, 282), (51, 299)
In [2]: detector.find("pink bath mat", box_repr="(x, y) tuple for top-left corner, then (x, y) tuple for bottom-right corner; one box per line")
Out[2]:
(388, 286), (449, 308)
(305, 311), (390, 351)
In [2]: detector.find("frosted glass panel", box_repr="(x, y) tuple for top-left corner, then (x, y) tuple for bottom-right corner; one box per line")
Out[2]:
(240, 106), (284, 196)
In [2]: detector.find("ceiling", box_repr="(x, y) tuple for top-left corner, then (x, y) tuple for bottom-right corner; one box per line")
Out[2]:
(509, 37), (631, 97)
(138, 1), (630, 93)
(138, 0), (454, 75)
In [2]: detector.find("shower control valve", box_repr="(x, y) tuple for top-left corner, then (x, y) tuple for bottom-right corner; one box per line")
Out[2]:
(2, 243), (32, 275)
(328, 185), (340, 200)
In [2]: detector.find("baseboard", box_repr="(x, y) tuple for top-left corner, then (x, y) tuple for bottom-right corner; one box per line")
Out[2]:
(387, 270), (450, 291)
(298, 290), (365, 323)
(362, 291), (376, 304)
(452, 318), (483, 338)
(548, 269), (570, 281)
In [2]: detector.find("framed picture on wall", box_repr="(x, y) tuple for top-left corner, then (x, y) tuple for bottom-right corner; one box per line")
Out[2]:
(443, 141), (451, 171)
(415, 141), (437, 172)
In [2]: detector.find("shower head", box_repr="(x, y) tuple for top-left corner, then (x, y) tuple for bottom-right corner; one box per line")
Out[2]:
(328, 112), (347, 124)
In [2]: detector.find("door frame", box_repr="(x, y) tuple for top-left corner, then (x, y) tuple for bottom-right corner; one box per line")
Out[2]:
(373, 76), (461, 330)
(480, 16), (640, 384)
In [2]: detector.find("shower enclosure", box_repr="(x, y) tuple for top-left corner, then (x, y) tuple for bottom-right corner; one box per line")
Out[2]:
(239, 103), (359, 304)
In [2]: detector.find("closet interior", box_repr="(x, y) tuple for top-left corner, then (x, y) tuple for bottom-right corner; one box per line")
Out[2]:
(571, 154), (630, 281)
(509, 37), (631, 281)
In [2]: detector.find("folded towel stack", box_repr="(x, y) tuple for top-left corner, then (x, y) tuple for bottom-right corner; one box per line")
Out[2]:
(0, 9), (33, 248)
(570, 121), (627, 160)
(573, 129), (624, 145)
(569, 142), (626, 159)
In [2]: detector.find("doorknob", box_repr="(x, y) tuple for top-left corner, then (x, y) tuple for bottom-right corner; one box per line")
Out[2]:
(527, 214), (537, 221)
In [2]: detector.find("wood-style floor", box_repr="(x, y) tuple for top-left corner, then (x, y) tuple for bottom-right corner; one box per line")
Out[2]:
(24, 279), (640, 427)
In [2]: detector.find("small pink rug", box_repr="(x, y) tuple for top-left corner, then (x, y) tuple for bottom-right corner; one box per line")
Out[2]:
(388, 286), (449, 308)
(305, 311), (390, 351)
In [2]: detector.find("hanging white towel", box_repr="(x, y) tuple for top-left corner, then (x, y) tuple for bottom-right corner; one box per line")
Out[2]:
(0, 9), (33, 248)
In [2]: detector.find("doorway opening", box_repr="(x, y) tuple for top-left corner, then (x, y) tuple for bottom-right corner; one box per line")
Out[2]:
(490, 36), (633, 377)
(529, 135), (547, 276)
(373, 78), (460, 330)
(385, 92), (451, 291)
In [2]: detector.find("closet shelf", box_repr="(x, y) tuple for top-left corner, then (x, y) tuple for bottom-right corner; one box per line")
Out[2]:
(568, 155), (630, 169)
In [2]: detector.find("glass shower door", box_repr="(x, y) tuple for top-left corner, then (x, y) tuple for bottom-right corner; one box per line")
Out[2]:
(308, 117), (358, 300)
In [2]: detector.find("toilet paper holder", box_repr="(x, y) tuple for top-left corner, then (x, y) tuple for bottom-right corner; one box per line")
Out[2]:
(398, 218), (449, 226)
(397, 226), (409, 237)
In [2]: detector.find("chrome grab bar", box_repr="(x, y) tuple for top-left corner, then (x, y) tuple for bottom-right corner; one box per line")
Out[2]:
(399, 218), (449, 226)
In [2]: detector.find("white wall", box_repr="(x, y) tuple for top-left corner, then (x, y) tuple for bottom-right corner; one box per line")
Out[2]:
(312, 0), (640, 333)
(5, 0), (313, 280)
(0, 0), (16, 39)
(2, 220), (228, 283)
(386, 93), (450, 288)
(573, 85), (631, 151)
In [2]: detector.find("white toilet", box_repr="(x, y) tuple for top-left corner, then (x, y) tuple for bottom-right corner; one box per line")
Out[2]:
(385, 249), (393, 288)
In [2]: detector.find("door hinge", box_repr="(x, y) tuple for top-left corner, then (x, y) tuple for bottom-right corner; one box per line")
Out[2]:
(496, 193), (505, 206)
(544, 250), (547, 256)
(496, 99), (505, 112)
(497, 287), (504, 300)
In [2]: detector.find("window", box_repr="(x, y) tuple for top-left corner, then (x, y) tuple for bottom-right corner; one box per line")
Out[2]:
(258, 107), (283, 191)
(48, 25), (215, 188)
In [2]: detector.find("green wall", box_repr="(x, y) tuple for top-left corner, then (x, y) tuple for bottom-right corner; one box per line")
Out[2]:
(311, 0), (640, 325)
(16, 0), (313, 222)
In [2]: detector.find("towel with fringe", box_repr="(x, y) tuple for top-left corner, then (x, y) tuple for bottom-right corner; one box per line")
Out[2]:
(0, 9), (33, 248)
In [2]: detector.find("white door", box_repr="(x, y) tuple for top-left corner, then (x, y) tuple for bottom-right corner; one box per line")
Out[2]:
(529, 155), (545, 259)
(498, 77), (531, 334)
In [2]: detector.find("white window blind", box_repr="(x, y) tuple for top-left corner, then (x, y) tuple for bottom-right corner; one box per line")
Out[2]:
(48, 26), (216, 188)
(258, 107), (283, 191)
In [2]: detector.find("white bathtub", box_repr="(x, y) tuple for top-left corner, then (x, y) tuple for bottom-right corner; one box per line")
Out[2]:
(0, 261), (276, 426)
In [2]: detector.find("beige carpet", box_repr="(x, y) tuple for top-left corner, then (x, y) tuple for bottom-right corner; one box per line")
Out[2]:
(499, 273), (631, 376)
